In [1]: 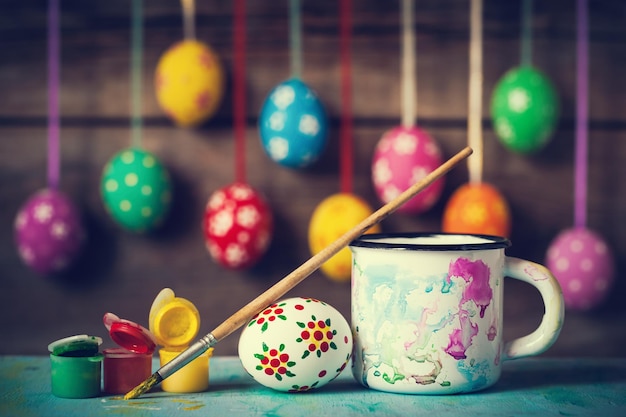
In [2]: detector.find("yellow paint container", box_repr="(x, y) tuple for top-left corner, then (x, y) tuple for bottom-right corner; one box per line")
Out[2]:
(149, 288), (209, 393)
(159, 347), (213, 393)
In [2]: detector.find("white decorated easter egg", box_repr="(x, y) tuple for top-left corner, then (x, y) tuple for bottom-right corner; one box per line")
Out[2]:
(101, 148), (172, 233)
(259, 78), (328, 169)
(546, 227), (614, 311)
(238, 297), (352, 392)
(203, 182), (273, 269)
(14, 188), (85, 275)
(371, 126), (444, 214)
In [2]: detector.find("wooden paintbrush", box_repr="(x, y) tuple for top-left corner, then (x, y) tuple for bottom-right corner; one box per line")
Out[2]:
(124, 146), (473, 400)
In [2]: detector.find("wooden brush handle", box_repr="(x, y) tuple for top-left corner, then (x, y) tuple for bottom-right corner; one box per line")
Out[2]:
(210, 146), (473, 342)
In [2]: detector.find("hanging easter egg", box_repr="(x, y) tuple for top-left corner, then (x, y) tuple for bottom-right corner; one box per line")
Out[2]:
(546, 227), (614, 311)
(155, 40), (225, 127)
(258, 78), (328, 169)
(14, 189), (85, 275)
(491, 66), (559, 154)
(442, 182), (511, 237)
(238, 297), (352, 392)
(371, 126), (444, 214)
(203, 182), (273, 269)
(308, 193), (381, 282)
(101, 148), (172, 233)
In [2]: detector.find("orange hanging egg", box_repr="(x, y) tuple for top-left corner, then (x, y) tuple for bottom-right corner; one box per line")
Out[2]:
(442, 183), (511, 237)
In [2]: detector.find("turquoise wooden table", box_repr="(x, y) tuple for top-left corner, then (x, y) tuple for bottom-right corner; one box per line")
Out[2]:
(1, 355), (625, 416)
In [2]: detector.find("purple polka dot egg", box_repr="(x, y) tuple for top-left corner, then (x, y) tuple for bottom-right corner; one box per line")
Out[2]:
(546, 227), (614, 311)
(238, 297), (352, 392)
(14, 189), (85, 275)
(371, 126), (444, 214)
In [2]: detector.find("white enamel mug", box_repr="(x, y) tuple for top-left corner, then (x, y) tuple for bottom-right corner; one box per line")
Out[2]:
(349, 233), (564, 394)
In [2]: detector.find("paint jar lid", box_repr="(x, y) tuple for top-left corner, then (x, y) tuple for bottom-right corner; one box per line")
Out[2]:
(48, 334), (103, 357)
(149, 288), (200, 347)
(103, 313), (157, 354)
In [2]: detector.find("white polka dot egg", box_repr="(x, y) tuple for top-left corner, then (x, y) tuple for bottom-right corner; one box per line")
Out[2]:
(203, 182), (273, 270)
(258, 78), (328, 169)
(546, 227), (614, 311)
(371, 126), (444, 214)
(14, 189), (85, 275)
(101, 148), (172, 233)
(238, 297), (352, 392)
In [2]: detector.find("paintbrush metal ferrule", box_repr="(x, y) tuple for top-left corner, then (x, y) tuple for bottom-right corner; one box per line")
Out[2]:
(157, 333), (217, 379)
(124, 333), (217, 400)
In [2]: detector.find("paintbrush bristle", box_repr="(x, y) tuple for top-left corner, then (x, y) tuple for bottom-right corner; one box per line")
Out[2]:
(124, 373), (163, 400)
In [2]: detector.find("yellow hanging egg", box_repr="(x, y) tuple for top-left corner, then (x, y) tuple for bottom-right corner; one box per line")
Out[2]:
(155, 40), (225, 127)
(442, 183), (511, 237)
(308, 193), (381, 282)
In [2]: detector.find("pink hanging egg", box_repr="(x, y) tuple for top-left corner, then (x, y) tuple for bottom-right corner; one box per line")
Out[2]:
(371, 126), (444, 214)
(546, 227), (614, 311)
(14, 188), (85, 275)
(203, 182), (273, 269)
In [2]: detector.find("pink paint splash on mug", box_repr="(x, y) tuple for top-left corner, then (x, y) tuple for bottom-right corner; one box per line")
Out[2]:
(445, 310), (479, 360)
(448, 257), (492, 317)
(445, 258), (493, 360)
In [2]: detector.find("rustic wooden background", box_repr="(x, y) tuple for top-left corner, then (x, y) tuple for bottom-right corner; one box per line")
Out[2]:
(1, 0), (624, 358)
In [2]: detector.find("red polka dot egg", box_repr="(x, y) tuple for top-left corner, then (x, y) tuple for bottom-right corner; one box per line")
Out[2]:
(203, 183), (272, 269)
(14, 189), (85, 275)
(372, 126), (444, 214)
(546, 227), (614, 311)
(238, 297), (353, 392)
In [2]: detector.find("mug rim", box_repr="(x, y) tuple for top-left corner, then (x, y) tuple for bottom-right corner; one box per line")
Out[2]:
(349, 232), (511, 251)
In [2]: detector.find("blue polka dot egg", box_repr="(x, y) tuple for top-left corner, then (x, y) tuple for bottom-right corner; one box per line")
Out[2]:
(101, 148), (172, 233)
(258, 78), (328, 169)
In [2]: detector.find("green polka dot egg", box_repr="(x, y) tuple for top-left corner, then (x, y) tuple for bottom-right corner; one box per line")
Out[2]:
(101, 148), (172, 232)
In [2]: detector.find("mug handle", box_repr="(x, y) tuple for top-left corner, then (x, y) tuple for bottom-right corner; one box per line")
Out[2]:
(502, 257), (565, 361)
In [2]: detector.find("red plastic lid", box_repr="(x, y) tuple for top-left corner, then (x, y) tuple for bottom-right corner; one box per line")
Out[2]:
(103, 313), (157, 354)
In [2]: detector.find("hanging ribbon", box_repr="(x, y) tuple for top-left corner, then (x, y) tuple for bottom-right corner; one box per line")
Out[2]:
(289, 0), (302, 79)
(181, 0), (196, 40)
(130, 0), (143, 148)
(575, 0), (588, 229)
(233, 0), (247, 183)
(48, 0), (60, 190)
(339, 0), (353, 193)
(467, 0), (483, 185)
(520, 0), (533, 67)
(401, 0), (416, 128)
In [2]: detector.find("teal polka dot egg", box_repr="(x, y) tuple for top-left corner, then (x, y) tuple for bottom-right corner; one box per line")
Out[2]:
(101, 148), (172, 232)
(258, 78), (328, 169)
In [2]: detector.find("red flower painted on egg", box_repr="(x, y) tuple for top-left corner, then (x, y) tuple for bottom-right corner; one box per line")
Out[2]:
(254, 343), (296, 381)
(296, 315), (338, 359)
(248, 302), (287, 332)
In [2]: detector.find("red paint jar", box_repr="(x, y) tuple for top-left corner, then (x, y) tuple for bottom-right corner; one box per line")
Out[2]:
(103, 348), (152, 394)
(102, 313), (157, 395)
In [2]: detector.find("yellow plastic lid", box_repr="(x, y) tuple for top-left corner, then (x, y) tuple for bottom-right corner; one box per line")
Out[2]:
(151, 296), (200, 347)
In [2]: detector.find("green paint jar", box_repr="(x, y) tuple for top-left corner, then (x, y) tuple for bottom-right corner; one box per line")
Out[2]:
(48, 335), (103, 398)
